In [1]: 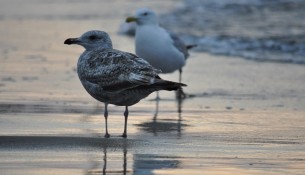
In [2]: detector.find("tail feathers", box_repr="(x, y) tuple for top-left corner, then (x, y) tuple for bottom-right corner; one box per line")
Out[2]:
(186, 44), (197, 50)
(153, 79), (186, 91)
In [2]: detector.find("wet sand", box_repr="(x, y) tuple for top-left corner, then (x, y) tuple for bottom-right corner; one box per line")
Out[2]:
(1, 0), (305, 174)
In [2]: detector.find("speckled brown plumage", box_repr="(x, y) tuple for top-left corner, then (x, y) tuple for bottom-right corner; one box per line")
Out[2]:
(65, 30), (186, 138)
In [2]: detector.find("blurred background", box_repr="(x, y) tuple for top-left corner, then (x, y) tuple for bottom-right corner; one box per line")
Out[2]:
(1, 0), (304, 108)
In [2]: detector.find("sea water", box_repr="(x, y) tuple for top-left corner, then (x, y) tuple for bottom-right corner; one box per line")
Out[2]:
(161, 0), (305, 64)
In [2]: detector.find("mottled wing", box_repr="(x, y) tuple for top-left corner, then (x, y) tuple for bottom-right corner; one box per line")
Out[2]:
(84, 49), (161, 92)
(169, 32), (189, 59)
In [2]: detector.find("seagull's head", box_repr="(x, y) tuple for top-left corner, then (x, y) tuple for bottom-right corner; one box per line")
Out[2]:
(126, 8), (158, 26)
(64, 30), (113, 51)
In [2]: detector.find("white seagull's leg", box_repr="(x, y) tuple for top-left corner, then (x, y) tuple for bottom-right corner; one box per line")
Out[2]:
(122, 106), (129, 138)
(153, 96), (160, 120)
(104, 103), (110, 138)
(179, 69), (182, 84)
(156, 91), (160, 100)
(177, 69), (186, 99)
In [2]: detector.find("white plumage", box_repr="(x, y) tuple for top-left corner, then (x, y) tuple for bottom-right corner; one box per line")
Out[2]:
(126, 8), (195, 98)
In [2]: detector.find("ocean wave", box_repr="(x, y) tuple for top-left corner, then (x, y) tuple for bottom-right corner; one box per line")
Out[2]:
(181, 34), (305, 64)
(161, 0), (305, 64)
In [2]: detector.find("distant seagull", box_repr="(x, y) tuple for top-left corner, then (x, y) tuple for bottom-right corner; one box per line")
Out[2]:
(64, 30), (186, 138)
(126, 8), (196, 98)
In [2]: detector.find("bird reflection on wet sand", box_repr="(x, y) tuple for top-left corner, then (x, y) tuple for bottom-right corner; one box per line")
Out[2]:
(85, 142), (128, 175)
(0, 136), (182, 175)
(136, 97), (188, 137)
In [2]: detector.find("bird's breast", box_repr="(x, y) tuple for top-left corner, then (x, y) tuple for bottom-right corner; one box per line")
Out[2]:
(135, 27), (185, 73)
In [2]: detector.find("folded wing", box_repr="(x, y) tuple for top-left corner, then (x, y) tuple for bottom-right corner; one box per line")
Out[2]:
(82, 49), (162, 92)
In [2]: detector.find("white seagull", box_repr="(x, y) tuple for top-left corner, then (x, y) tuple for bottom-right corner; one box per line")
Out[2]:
(64, 30), (186, 138)
(126, 8), (195, 98)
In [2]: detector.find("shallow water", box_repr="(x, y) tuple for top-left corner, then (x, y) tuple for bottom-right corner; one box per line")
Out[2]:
(0, 0), (305, 175)
(161, 0), (305, 64)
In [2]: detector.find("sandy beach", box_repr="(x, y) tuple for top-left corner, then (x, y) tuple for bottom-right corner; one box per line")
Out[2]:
(0, 0), (305, 174)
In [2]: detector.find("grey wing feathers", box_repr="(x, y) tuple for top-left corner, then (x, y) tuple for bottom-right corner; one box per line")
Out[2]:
(169, 32), (189, 59)
(83, 49), (161, 92)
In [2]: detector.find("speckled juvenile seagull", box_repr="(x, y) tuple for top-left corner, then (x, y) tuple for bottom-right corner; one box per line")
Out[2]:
(64, 30), (186, 138)
(126, 8), (196, 98)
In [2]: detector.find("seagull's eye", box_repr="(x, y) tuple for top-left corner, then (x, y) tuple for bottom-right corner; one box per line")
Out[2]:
(89, 35), (98, 40)
(143, 12), (148, 16)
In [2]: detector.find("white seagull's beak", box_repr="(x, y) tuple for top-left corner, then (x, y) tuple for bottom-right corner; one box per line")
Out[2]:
(126, 16), (138, 23)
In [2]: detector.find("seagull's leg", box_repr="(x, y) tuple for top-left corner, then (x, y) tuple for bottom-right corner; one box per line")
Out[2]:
(176, 69), (186, 99)
(104, 103), (110, 138)
(179, 69), (182, 84)
(153, 96), (160, 120)
(122, 106), (128, 138)
(156, 91), (160, 100)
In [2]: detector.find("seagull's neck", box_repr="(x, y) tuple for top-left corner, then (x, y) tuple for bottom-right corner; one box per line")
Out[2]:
(99, 41), (113, 50)
(85, 43), (113, 51)
(98, 44), (113, 50)
(138, 22), (159, 28)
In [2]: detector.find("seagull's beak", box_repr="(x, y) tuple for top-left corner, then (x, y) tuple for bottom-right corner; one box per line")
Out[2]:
(64, 38), (80, 45)
(126, 16), (138, 23)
